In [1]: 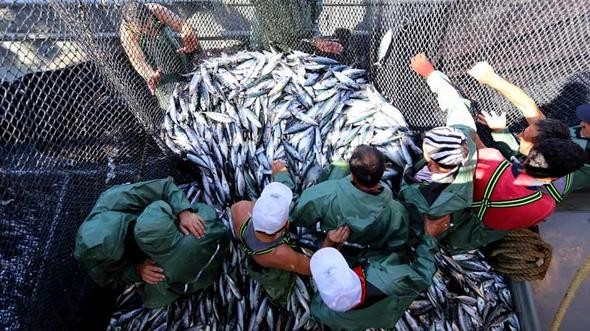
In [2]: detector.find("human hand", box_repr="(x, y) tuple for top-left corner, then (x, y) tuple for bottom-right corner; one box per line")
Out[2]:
(477, 110), (507, 132)
(424, 214), (451, 237)
(136, 259), (165, 285)
(271, 160), (288, 176)
(410, 53), (435, 78)
(468, 61), (498, 85)
(147, 68), (161, 95)
(325, 225), (350, 246)
(314, 39), (343, 55)
(178, 210), (206, 238)
(177, 24), (198, 54)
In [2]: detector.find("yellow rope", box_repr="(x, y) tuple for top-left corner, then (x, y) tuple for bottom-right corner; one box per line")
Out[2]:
(550, 255), (590, 331)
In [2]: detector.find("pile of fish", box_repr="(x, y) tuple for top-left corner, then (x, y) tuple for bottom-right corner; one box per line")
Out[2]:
(161, 49), (416, 203)
(398, 250), (519, 331)
(108, 50), (519, 330)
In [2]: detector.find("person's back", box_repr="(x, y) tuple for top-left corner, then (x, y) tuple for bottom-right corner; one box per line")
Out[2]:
(473, 148), (556, 230)
(230, 162), (310, 305)
(249, 0), (342, 54)
(74, 177), (229, 308)
(291, 145), (409, 255)
(309, 218), (448, 331)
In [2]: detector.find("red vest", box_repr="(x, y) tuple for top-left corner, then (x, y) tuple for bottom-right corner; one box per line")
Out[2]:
(473, 148), (556, 230)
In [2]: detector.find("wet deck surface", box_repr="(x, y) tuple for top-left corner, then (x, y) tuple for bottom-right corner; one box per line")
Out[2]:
(532, 192), (590, 331)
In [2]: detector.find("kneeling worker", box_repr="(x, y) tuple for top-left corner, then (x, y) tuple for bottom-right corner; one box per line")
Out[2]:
(309, 216), (449, 330)
(291, 144), (409, 260)
(74, 177), (229, 308)
(231, 161), (311, 305)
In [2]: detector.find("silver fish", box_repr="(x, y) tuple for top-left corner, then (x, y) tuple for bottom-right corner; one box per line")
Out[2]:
(375, 28), (393, 66)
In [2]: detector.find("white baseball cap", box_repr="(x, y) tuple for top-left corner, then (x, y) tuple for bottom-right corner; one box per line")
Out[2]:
(310, 247), (362, 312)
(252, 182), (293, 234)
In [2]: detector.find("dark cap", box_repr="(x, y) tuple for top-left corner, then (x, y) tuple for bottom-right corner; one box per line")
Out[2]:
(576, 104), (590, 123)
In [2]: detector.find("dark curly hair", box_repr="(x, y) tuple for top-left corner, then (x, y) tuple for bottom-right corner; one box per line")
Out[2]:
(524, 138), (586, 178)
(533, 118), (570, 142)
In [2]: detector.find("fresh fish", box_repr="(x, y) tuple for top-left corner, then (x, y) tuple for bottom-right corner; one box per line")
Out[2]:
(113, 49), (520, 331)
(375, 28), (394, 66)
(203, 112), (234, 124)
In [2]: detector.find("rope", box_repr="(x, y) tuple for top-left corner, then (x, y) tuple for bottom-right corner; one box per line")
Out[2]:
(550, 255), (590, 331)
(484, 229), (553, 282)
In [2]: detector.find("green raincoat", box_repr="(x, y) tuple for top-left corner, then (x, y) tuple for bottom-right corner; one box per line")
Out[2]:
(249, 0), (321, 52)
(74, 177), (229, 308)
(138, 16), (190, 110)
(311, 235), (438, 331)
(289, 161), (409, 262)
(567, 126), (590, 193)
(399, 71), (501, 253)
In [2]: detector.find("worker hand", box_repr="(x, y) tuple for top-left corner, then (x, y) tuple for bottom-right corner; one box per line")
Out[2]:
(271, 160), (288, 176)
(325, 225), (350, 246)
(147, 68), (161, 95)
(468, 61), (498, 85)
(477, 110), (507, 132)
(136, 259), (165, 285)
(177, 23), (199, 54)
(410, 53), (435, 78)
(178, 210), (206, 238)
(314, 38), (343, 55)
(424, 214), (451, 237)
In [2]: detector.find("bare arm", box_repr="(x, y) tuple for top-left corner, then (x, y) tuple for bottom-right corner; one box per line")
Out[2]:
(147, 3), (197, 53)
(472, 130), (488, 150)
(231, 200), (310, 275)
(411, 53), (476, 131)
(146, 3), (184, 32)
(469, 62), (545, 125)
(230, 200), (253, 238)
(255, 245), (311, 276)
(120, 24), (155, 82)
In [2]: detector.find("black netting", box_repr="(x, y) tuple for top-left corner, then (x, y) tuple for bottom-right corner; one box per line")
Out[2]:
(2, 0), (589, 329)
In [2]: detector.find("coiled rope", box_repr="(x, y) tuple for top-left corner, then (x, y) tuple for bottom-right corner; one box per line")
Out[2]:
(485, 229), (552, 282)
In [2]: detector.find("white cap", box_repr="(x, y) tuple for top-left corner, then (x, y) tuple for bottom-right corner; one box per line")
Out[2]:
(310, 247), (362, 312)
(252, 182), (293, 234)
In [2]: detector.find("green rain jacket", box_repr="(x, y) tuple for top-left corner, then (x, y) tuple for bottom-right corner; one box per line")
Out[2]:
(491, 126), (590, 202)
(399, 71), (499, 253)
(74, 177), (229, 308)
(249, 0), (320, 52)
(138, 15), (190, 110)
(311, 235), (438, 331)
(567, 126), (590, 193)
(289, 160), (409, 261)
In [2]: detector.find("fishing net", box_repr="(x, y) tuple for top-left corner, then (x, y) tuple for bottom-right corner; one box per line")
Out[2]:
(1, 0), (590, 329)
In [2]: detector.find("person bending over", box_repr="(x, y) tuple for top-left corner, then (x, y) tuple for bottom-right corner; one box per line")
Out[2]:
(290, 144), (409, 264)
(309, 216), (448, 330)
(230, 161), (310, 305)
(249, 0), (343, 54)
(74, 177), (229, 308)
(120, 1), (199, 109)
